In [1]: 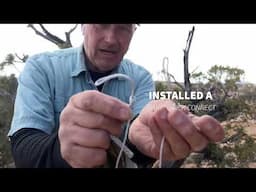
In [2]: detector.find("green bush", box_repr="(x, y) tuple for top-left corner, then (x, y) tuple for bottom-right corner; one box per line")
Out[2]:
(223, 98), (250, 119)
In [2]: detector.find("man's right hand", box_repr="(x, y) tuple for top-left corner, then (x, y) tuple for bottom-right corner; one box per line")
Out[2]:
(58, 90), (132, 168)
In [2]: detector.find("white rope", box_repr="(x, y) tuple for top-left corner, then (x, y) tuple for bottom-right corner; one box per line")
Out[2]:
(159, 136), (165, 168)
(95, 73), (135, 168)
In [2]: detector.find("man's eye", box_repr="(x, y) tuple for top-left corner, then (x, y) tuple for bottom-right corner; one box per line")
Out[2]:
(118, 24), (133, 33)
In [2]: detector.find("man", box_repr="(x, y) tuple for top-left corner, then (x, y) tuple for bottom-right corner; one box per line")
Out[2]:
(8, 24), (224, 168)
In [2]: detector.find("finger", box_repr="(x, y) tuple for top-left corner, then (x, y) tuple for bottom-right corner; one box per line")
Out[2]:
(148, 115), (176, 160)
(154, 107), (190, 159)
(158, 137), (176, 161)
(70, 90), (132, 121)
(70, 125), (111, 150)
(139, 99), (177, 125)
(69, 107), (123, 136)
(193, 115), (225, 142)
(148, 116), (162, 142)
(151, 118), (176, 161)
(167, 108), (209, 152)
(62, 145), (107, 168)
(187, 112), (199, 120)
(179, 105), (190, 114)
(127, 119), (156, 158)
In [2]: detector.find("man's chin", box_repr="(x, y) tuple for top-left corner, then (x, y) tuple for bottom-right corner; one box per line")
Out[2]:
(95, 64), (119, 72)
(96, 61), (121, 72)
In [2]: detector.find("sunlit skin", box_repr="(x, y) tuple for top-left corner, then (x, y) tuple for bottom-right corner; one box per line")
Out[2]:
(82, 24), (136, 72)
(58, 24), (224, 168)
(128, 100), (224, 161)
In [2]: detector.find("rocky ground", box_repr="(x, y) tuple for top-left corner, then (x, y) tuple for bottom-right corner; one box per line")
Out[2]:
(181, 115), (256, 168)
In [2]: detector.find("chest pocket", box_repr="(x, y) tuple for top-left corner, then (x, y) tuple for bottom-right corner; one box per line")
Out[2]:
(53, 96), (66, 130)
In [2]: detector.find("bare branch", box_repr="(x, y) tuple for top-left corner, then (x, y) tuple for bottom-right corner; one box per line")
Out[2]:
(67, 24), (78, 35)
(166, 72), (185, 90)
(190, 65), (200, 75)
(184, 26), (195, 52)
(64, 24), (78, 47)
(161, 57), (184, 90)
(183, 26), (195, 93)
(28, 24), (78, 49)
(27, 24), (58, 45)
(39, 24), (66, 44)
(14, 53), (28, 63)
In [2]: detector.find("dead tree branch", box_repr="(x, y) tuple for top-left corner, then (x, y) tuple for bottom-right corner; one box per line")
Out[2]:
(27, 24), (78, 49)
(14, 53), (28, 63)
(161, 57), (184, 90)
(183, 26), (195, 93)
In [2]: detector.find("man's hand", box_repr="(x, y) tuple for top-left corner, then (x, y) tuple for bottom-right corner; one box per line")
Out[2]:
(58, 90), (132, 168)
(129, 100), (224, 161)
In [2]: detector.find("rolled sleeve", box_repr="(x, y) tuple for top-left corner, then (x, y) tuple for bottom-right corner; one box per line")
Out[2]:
(132, 69), (155, 118)
(8, 55), (55, 136)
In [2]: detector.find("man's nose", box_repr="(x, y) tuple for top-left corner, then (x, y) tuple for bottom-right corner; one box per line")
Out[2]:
(103, 27), (118, 44)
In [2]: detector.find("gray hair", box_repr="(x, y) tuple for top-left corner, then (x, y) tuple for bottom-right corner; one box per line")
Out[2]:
(81, 24), (137, 34)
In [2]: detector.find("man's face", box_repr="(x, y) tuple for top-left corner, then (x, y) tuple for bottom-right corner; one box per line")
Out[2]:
(83, 24), (135, 72)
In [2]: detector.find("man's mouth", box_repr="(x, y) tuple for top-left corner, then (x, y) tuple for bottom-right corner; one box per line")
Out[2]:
(99, 49), (118, 55)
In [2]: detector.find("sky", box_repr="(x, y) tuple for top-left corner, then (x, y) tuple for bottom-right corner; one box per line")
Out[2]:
(1, 24), (256, 84)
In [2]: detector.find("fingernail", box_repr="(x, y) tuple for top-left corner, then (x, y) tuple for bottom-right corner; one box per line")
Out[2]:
(120, 108), (130, 119)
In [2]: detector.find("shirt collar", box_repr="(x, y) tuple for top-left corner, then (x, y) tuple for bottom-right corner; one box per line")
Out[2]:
(71, 44), (88, 77)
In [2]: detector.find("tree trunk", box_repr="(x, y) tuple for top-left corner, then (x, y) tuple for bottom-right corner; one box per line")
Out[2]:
(183, 26), (195, 93)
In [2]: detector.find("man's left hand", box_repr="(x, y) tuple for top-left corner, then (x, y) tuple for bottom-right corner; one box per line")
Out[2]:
(128, 100), (224, 161)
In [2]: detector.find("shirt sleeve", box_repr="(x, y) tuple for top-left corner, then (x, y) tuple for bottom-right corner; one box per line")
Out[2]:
(132, 68), (155, 118)
(10, 128), (71, 168)
(8, 55), (56, 136)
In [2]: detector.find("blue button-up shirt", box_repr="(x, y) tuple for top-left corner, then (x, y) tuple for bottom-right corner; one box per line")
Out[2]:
(8, 45), (155, 136)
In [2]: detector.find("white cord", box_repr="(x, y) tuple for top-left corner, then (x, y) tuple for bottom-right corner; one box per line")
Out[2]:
(95, 74), (135, 98)
(159, 136), (165, 168)
(95, 73), (135, 168)
(158, 103), (184, 168)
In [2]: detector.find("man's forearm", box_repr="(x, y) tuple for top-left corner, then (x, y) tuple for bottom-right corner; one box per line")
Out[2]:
(10, 128), (155, 168)
(10, 128), (71, 168)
